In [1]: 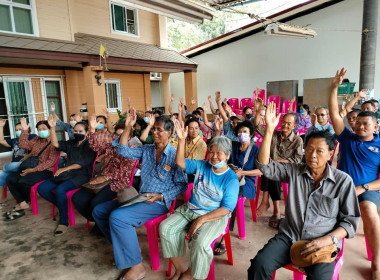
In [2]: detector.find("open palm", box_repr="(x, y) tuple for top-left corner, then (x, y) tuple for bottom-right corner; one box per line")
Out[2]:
(265, 102), (280, 130)
(174, 120), (188, 140)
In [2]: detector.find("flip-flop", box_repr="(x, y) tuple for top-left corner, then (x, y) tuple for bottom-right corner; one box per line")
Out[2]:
(54, 224), (68, 236)
(4, 210), (25, 222)
(269, 215), (281, 229)
(3, 208), (23, 217)
(213, 237), (226, 256)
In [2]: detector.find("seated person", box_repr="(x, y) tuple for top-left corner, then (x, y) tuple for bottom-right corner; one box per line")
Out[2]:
(72, 117), (139, 234)
(305, 107), (335, 138)
(192, 109), (209, 138)
(159, 129), (239, 280)
(248, 102), (360, 280)
(50, 101), (82, 140)
(38, 116), (96, 236)
(288, 98), (311, 134)
(362, 100), (377, 112)
(92, 111), (187, 280)
(254, 101), (303, 228)
(5, 118), (59, 221)
(0, 119), (36, 205)
(243, 106), (254, 121)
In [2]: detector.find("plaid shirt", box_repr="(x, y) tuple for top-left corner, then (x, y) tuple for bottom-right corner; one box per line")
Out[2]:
(88, 131), (136, 191)
(19, 130), (59, 172)
(113, 139), (188, 209)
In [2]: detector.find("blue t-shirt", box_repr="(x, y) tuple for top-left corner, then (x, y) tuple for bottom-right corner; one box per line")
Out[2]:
(6, 134), (37, 162)
(337, 127), (380, 185)
(229, 141), (259, 199)
(185, 159), (239, 215)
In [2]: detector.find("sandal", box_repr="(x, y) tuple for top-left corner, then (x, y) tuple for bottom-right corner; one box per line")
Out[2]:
(213, 237), (226, 255)
(4, 209), (25, 221)
(269, 215), (281, 229)
(3, 208), (23, 217)
(54, 224), (68, 236)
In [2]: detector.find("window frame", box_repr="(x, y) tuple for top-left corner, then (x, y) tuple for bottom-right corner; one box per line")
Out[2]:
(0, 0), (39, 36)
(105, 79), (122, 113)
(109, 1), (139, 37)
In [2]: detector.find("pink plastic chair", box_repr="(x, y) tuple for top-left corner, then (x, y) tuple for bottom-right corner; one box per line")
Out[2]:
(233, 109), (244, 116)
(268, 95), (281, 114)
(271, 239), (345, 280)
(30, 154), (60, 215)
(253, 89), (266, 104)
(184, 183), (193, 203)
(228, 98), (239, 110)
(143, 198), (176, 271)
(297, 128), (308, 135)
(365, 236), (373, 261)
(275, 113), (284, 131)
(166, 219), (233, 280)
(282, 99), (297, 113)
(240, 98), (253, 109)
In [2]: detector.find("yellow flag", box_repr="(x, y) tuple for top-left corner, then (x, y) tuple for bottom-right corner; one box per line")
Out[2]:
(99, 44), (107, 59)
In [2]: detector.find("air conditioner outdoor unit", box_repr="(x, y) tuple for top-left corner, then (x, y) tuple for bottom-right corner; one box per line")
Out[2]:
(150, 72), (162, 81)
(264, 23), (317, 39)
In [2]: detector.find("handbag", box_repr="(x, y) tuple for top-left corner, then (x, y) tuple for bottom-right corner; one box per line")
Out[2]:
(82, 178), (111, 194)
(19, 142), (51, 171)
(51, 170), (75, 184)
(239, 143), (254, 186)
(290, 240), (339, 267)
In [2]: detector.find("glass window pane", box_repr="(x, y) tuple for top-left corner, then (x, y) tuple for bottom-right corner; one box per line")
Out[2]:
(13, 0), (30, 5)
(113, 4), (126, 32)
(0, 5), (12, 32)
(45, 81), (60, 97)
(106, 83), (118, 109)
(14, 7), (33, 34)
(6, 82), (29, 125)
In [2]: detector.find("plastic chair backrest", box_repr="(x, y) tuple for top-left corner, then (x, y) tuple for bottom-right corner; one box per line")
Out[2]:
(129, 160), (139, 186)
(228, 98), (239, 109)
(253, 89), (266, 104)
(268, 95), (281, 114)
(240, 98), (253, 109)
(275, 113), (284, 130)
(282, 99), (297, 113)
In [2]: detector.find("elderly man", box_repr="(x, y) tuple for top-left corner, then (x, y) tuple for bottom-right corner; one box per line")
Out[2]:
(93, 110), (187, 280)
(329, 68), (380, 280)
(248, 102), (360, 280)
(305, 106), (335, 138)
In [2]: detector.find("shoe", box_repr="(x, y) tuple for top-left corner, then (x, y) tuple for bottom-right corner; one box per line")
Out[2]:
(54, 224), (68, 236)
(3, 208), (22, 217)
(213, 238), (226, 256)
(4, 209), (25, 222)
(269, 215), (281, 229)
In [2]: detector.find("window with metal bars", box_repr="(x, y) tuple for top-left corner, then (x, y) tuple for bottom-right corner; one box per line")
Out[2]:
(105, 80), (122, 113)
(110, 2), (138, 35)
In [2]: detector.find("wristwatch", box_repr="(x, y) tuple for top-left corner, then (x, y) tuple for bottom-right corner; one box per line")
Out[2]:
(328, 233), (338, 246)
(361, 184), (370, 192)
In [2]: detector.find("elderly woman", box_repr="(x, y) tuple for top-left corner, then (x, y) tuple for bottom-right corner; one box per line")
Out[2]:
(38, 116), (96, 236)
(288, 98), (311, 134)
(159, 121), (239, 280)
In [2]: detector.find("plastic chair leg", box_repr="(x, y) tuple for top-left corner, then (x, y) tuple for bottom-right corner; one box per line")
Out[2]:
(206, 258), (215, 280)
(250, 199), (257, 222)
(236, 197), (246, 240)
(30, 184), (39, 215)
(51, 204), (55, 219)
(86, 220), (90, 231)
(365, 236), (373, 261)
(224, 231), (233, 265)
(144, 218), (164, 271)
(282, 183), (288, 206)
(67, 196), (76, 226)
(166, 259), (172, 277)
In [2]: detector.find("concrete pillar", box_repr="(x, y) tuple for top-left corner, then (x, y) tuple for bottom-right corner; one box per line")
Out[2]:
(142, 73), (152, 111)
(162, 73), (171, 114)
(158, 15), (168, 48)
(82, 66), (107, 117)
(359, 0), (378, 90)
(184, 71), (198, 110)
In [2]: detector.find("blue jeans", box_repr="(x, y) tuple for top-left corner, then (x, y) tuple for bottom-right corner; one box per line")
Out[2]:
(93, 200), (167, 269)
(0, 161), (21, 187)
(37, 179), (77, 226)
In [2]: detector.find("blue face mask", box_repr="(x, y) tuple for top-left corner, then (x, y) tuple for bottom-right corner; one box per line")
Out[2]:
(210, 160), (226, 169)
(300, 109), (306, 114)
(15, 130), (22, 138)
(143, 117), (149, 123)
(96, 124), (104, 130)
(38, 130), (50, 139)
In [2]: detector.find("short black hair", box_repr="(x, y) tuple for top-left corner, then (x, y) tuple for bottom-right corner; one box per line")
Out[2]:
(362, 101), (376, 109)
(301, 104), (310, 114)
(305, 130), (336, 151)
(114, 122), (125, 131)
(283, 113), (297, 123)
(74, 121), (88, 132)
(234, 120), (255, 137)
(357, 111), (377, 122)
(370, 99), (379, 105)
(185, 118), (200, 128)
(192, 110), (201, 116)
(153, 110), (163, 116)
(347, 109), (360, 117)
(243, 106), (252, 114)
(196, 107), (204, 112)
(172, 113), (179, 118)
(36, 120), (50, 130)
(155, 116), (174, 136)
(96, 115), (107, 124)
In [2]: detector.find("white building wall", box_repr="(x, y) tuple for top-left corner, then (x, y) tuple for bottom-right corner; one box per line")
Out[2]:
(171, 0), (380, 106)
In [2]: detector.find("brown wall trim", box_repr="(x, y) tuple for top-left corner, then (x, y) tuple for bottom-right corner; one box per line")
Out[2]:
(0, 63), (82, 71)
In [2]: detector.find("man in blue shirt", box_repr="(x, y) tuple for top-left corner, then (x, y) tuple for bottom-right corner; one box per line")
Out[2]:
(329, 68), (380, 280)
(93, 112), (187, 280)
(305, 106), (335, 138)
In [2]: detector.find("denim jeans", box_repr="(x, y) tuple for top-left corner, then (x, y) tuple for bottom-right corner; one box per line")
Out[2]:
(0, 161), (21, 187)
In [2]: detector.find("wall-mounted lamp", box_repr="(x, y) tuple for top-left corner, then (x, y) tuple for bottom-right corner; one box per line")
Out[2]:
(95, 74), (102, 86)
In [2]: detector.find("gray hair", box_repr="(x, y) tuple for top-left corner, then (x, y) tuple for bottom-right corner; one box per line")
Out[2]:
(208, 136), (232, 155)
(315, 106), (329, 114)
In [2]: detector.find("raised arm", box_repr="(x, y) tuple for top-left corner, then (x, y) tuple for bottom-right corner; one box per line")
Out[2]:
(328, 68), (347, 136)
(257, 102), (280, 165)
(254, 97), (264, 127)
(0, 119), (11, 147)
(340, 89), (367, 117)
(120, 107), (136, 145)
(48, 114), (59, 148)
(19, 118), (33, 150)
(178, 100), (186, 123)
(101, 108), (114, 135)
(208, 95), (217, 114)
(168, 94), (175, 115)
(188, 96), (196, 112)
(174, 120), (187, 170)
(288, 97), (296, 113)
(214, 116), (223, 137)
(202, 103), (212, 129)
(216, 91), (229, 124)
(139, 115), (155, 142)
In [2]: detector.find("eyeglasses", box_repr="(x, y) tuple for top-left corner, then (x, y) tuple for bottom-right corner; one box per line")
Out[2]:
(151, 128), (166, 133)
(316, 114), (327, 117)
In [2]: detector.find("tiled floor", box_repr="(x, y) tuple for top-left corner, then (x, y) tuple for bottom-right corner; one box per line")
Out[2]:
(0, 195), (374, 280)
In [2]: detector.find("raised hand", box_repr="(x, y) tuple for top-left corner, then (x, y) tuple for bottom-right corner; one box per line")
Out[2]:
(0, 118), (6, 127)
(20, 117), (30, 131)
(47, 114), (56, 128)
(202, 102), (208, 112)
(148, 114), (155, 127)
(265, 102), (280, 130)
(311, 113), (317, 126)
(178, 102), (183, 112)
(191, 96), (196, 105)
(290, 96), (296, 105)
(89, 114), (99, 130)
(170, 94), (175, 102)
(214, 116), (223, 131)
(50, 102), (55, 112)
(254, 97), (264, 112)
(179, 97), (185, 105)
(73, 113), (82, 122)
(147, 104), (152, 111)
(208, 95), (212, 103)
(357, 89), (368, 99)
(174, 120), (188, 140)
(125, 107), (137, 127)
(215, 91), (221, 103)
(331, 68), (347, 88)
